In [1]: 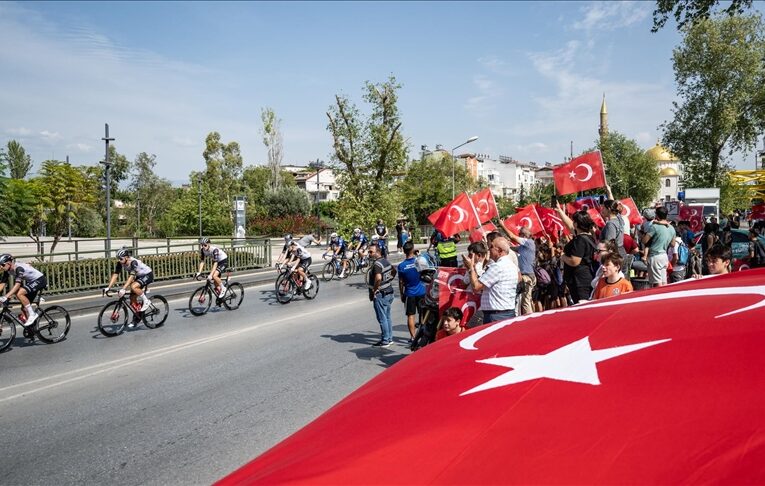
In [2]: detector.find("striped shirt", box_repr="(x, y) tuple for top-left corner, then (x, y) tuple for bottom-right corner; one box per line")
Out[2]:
(478, 255), (518, 311)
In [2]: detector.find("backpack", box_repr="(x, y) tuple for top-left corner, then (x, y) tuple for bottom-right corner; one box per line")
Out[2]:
(535, 266), (552, 286)
(677, 240), (689, 266)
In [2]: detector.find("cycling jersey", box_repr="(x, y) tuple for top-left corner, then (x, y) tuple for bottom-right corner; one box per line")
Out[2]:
(291, 243), (312, 261)
(13, 262), (44, 285)
(200, 245), (228, 263)
(352, 233), (369, 247)
(114, 258), (153, 277)
(332, 238), (348, 252)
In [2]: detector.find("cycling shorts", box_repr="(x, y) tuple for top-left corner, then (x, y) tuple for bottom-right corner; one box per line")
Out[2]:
(135, 272), (154, 289)
(22, 275), (48, 302)
(213, 258), (229, 276)
(298, 257), (312, 271)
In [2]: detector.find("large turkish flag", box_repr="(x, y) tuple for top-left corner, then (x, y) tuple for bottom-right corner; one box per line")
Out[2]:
(218, 270), (765, 485)
(470, 187), (499, 223)
(503, 204), (545, 237)
(427, 192), (480, 238)
(535, 204), (571, 242)
(620, 197), (643, 225)
(436, 267), (480, 326)
(552, 151), (606, 195)
(588, 207), (606, 228)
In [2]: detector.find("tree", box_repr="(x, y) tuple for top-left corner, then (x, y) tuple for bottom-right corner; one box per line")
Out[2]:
(261, 107), (284, 191)
(263, 186), (311, 218)
(398, 154), (477, 224)
(129, 152), (174, 237)
(202, 131), (244, 218)
(662, 14), (765, 188)
(326, 76), (408, 232)
(1, 140), (32, 179)
(719, 172), (752, 215)
(594, 132), (660, 208)
(242, 166), (296, 218)
(652, 0), (753, 32)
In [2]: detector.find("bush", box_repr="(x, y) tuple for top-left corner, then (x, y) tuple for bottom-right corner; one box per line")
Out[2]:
(263, 186), (311, 218)
(247, 215), (330, 237)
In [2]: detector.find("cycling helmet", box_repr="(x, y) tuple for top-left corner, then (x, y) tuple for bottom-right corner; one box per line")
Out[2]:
(330, 232), (338, 239)
(116, 249), (130, 259)
(199, 237), (210, 245)
(284, 234), (293, 242)
(353, 228), (361, 235)
(371, 234), (380, 241)
(0, 254), (13, 265)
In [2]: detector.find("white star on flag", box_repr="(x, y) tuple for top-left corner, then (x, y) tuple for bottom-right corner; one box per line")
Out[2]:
(568, 170), (576, 179)
(461, 336), (671, 396)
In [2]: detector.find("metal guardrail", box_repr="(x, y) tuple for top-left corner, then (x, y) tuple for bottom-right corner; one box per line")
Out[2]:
(6, 239), (272, 294)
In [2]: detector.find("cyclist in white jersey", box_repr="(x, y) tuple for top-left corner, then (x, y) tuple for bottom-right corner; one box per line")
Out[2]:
(287, 241), (313, 290)
(195, 237), (229, 295)
(0, 254), (47, 326)
(104, 249), (154, 316)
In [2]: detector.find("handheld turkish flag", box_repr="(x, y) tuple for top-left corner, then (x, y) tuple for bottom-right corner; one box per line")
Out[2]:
(503, 204), (545, 237)
(679, 205), (704, 232)
(588, 207), (606, 228)
(619, 197), (643, 226)
(750, 203), (765, 221)
(427, 192), (479, 238)
(535, 204), (570, 242)
(219, 270), (765, 484)
(566, 196), (600, 215)
(436, 267), (480, 326)
(469, 222), (496, 243)
(470, 187), (499, 223)
(552, 151), (606, 196)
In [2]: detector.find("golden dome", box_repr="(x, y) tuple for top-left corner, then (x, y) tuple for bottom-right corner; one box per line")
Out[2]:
(646, 142), (678, 161)
(660, 167), (678, 177)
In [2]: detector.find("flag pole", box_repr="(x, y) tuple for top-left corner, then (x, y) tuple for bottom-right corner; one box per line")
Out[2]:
(466, 190), (485, 236)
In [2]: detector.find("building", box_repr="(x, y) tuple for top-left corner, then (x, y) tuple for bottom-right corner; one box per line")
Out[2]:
(646, 142), (681, 204)
(474, 154), (539, 201)
(295, 168), (340, 202)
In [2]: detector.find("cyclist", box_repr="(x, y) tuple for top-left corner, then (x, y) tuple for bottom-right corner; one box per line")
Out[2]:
(374, 219), (389, 258)
(287, 240), (313, 290)
(0, 254), (47, 326)
(104, 249), (154, 322)
(327, 232), (350, 277)
(275, 234), (294, 267)
(351, 228), (369, 257)
(195, 237), (228, 295)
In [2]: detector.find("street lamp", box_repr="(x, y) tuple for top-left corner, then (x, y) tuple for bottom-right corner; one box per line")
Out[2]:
(101, 124), (114, 258)
(452, 136), (479, 198)
(314, 159), (325, 234)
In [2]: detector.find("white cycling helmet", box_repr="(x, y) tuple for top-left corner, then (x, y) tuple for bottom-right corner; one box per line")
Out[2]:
(353, 228), (361, 234)
(371, 234), (379, 241)
(330, 232), (338, 238)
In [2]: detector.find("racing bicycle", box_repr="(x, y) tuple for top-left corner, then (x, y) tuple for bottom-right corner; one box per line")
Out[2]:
(188, 270), (244, 316)
(0, 293), (71, 352)
(275, 263), (319, 304)
(98, 288), (169, 337)
(321, 253), (350, 281)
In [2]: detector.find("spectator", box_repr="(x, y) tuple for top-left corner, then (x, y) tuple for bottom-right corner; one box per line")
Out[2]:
(463, 236), (519, 324)
(462, 241), (489, 327)
(701, 244), (731, 276)
(643, 206), (674, 287)
(668, 231), (689, 282)
(435, 307), (464, 341)
(395, 219), (404, 254)
(429, 229), (460, 268)
(398, 240), (425, 344)
(600, 199), (626, 261)
(487, 230), (519, 269)
(590, 239), (619, 293)
(297, 233), (321, 247)
(367, 243), (397, 347)
(499, 222), (537, 316)
(555, 207), (597, 304)
(593, 252), (633, 299)
(749, 228), (765, 269)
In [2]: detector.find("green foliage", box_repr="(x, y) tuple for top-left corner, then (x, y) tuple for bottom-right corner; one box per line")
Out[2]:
(261, 107), (284, 190)
(73, 206), (105, 237)
(398, 155), (476, 224)
(1, 140), (32, 179)
(247, 215), (329, 237)
(242, 166), (297, 218)
(327, 76), (408, 230)
(495, 196), (517, 218)
(595, 132), (661, 208)
(662, 14), (765, 187)
(1, 178), (36, 235)
(262, 186), (311, 218)
(160, 184), (231, 237)
(129, 152), (174, 237)
(652, 0), (753, 32)
(202, 131), (244, 213)
(719, 171), (752, 214)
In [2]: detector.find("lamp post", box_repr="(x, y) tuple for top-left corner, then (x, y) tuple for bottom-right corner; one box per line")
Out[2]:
(314, 159), (324, 234)
(197, 174), (203, 238)
(101, 124), (114, 258)
(451, 136), (478, 198)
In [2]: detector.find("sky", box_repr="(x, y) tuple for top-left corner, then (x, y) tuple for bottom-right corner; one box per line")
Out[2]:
(1, 1), (761, 185)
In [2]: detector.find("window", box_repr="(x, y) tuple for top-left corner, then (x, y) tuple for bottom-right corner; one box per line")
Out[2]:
(665, 178), (671, 187)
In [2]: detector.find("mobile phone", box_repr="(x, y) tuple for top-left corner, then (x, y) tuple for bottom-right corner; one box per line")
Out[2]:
(599, 195), (605, 205)
(551, 194), (558, 206)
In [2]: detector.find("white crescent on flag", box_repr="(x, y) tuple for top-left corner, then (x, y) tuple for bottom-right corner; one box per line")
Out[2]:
(461, 301), (478, 322)
(478, 199), (489, 216)
(575, 163), (594, 182)
(447, 273), (467, 292)
(622, 204), (631, 217)
(449, 205), (467, 224)
(520, 217), (533, 228)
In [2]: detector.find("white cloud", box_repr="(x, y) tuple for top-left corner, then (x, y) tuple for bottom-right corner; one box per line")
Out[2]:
(5, 127), (31, 136)
(464, 75), (504, 116)
(66, 142), (93, 153)
(39, 130), (63, 142)
(477, 55), (515, 77)
(573, 2), (651, 32)
(514, 142), (549, 152)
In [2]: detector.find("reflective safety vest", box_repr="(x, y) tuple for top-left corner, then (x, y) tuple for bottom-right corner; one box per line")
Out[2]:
(436, 239), (457, 260)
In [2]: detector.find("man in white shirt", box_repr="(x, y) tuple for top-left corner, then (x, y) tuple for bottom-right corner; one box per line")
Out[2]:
(463, 236), (519, 324)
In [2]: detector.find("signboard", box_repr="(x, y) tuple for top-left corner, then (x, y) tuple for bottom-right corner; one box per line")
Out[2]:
(233, 196), (246, 240)
(665, 201), (680, 219)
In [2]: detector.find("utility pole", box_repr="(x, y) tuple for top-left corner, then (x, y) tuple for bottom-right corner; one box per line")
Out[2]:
(66, 155), (72, 241)
(570, 140), (574, 159)
(136, 192), (141, 238)
(197, 174), (203, 238)
(101, 124), (114, 257)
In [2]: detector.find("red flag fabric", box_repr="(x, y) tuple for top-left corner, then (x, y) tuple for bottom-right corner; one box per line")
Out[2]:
(535, 204), (570, 242)
(619, 197), (643, 226)
(587, 207), (606, 228)
(470, 188), (499, 223)
(469, 222), (497, 243)
(503, 204), (545, 237)
(219, 270), (765, 485)
(567, 196), (601, 215)
(427, 192), (479, 238)
(436, 267), (480, 327)
(749, 203), (765, 221)
(552, 151), (606, 195)
(679, 205), (704, 232)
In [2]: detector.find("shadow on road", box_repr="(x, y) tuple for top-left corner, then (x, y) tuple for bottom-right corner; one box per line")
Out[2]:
(321, 331), (411, 368)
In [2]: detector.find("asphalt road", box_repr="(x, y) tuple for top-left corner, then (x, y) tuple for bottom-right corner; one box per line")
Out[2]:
(0, 271), (412, 485)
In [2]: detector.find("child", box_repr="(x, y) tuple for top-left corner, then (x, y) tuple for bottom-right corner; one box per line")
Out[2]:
(593, 252), (633, 300)
(435, 307), (464, 341)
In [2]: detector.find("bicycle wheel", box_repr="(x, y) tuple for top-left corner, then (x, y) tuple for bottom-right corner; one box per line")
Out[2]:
(35, 305), (71, 344)
(275, 274), (295, 304)
(143, 295), (169, 328)
(188, 285), (212, 316)
(303, 275), (320, 300)
(347, 258), (357, 275)
(222, 282), (244, 310)
(98, 301), (129, 337)
(321, 262), (335, 282)
(0, 313), (16, 352)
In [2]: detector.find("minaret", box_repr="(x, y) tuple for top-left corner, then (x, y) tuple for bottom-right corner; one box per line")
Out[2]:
(599, 93), (608, 143)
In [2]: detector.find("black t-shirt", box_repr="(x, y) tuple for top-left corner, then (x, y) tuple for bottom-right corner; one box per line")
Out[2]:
(375, 224), (387, 237)
(563, 234), (596, 289)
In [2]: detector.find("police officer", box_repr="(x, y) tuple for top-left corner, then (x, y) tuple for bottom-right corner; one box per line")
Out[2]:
(367, 242), (397, 347)
(429, 229), (461, 267)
